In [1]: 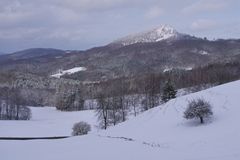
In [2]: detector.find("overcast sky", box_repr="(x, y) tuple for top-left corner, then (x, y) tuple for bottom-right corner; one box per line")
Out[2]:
(0, 0), (240, 53)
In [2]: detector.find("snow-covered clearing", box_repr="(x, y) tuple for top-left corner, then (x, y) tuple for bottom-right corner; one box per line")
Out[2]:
(1, 80), (240, 160)
(51, 67), (87, 78)
(199, 50), (209, 55)
(163, 66), (193, 72)
(0, 107), (97, 137)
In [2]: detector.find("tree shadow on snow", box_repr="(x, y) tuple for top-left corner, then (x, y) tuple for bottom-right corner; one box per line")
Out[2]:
(182, 116), (214, 127)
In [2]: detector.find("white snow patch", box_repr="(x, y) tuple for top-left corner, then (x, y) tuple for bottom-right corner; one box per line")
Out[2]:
(199, 50), (209, 55)
(163, 67), (192, 72)
(51, 67), (87, 78)
(192, 49), (209, 55)
(65, 51), (72, 54)
(163, 67), (173, 72)
(184, 67), (193, 71)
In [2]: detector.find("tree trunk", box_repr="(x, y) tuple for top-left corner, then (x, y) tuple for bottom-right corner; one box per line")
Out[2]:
(104, 117), (107, 130)
(200, 117), (204, 124)
(16, 105), (19, 120)
(134, 105), (136, 117)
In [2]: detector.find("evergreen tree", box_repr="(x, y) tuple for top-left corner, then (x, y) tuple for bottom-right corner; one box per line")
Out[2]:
(161, 80), (177, 103)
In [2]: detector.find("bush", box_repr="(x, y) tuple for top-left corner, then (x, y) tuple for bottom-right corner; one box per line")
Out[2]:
(184, 98), (213, 124)
(72, 121), (91, 136)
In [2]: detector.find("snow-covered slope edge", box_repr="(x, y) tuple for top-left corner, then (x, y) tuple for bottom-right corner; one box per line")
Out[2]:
(1, 80), (240, 160)
(102, 80), (240, 141)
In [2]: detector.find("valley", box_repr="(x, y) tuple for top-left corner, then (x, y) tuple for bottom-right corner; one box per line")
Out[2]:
(1, 80), (240, 160)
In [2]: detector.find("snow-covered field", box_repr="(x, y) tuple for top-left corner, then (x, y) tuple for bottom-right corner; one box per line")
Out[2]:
(0, 107), (97, 137)
(1, 80), (240, 160)
(51, 67), (87, 78)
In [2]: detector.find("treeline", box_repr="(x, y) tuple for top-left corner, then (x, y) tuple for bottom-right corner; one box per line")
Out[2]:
(80, 61), (240, 101)
(55, 83), (85, 111)
(129, 61), (240, 94)
(168, 61), (240, 89)
(20, 61), (240, 110)
(0, 61), (239, 109)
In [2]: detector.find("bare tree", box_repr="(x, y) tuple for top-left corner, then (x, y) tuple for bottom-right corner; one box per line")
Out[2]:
(184, 98), (213, 124)
(108, 96), (122, 126)
(96, 93), (109, 130)
(130, 95), (140, 117)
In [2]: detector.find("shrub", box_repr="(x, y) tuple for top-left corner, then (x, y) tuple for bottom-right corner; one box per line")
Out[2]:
(184, 98), (213, 124)
(72, 121), (91, 136)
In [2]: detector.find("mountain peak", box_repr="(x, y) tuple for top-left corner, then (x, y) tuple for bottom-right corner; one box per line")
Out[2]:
(152, 25), (178, 41)
(112, 25), (181, 46)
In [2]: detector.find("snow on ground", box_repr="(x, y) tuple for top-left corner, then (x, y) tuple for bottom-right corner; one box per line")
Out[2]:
(163, 67), (173, 72)
(184, 67), (193, 70)
(1, 80), (240, 160)
(0, 107), (97, 137)
(192, 49), (210, 55)
(163, 67), (192, 72)
(51, 67), (87, 78)
(199, 50), (209, 55)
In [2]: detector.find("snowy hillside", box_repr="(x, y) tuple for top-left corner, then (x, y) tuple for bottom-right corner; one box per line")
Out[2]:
(112, 25), (183, 46)
(1, 80), (240, 160)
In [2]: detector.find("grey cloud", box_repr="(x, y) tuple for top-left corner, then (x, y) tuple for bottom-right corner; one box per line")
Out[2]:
(182, 0), (229, 14)
(0, 0), (239, 53)
(191, 19), (217, 31)
(145, 6), (165, 19)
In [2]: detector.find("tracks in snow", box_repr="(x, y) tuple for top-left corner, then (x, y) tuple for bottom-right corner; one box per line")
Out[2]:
(98, 135), (169, 149)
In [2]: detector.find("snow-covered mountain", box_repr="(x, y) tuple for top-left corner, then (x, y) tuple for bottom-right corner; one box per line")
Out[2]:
(0, 25), (240, 82)
(112, 25), (188, 46)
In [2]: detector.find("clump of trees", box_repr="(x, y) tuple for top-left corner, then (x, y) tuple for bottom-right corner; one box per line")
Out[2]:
(0, 87), (31, 120)
(95, 79), (131, 130)
(141, 74), (160, 110)
(55, 84), (85, 111)
(184, 98), (213, 124)
(72, 121), (91, 136)
(96, 93), (129, 130)
(95, 76), (177, 130)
